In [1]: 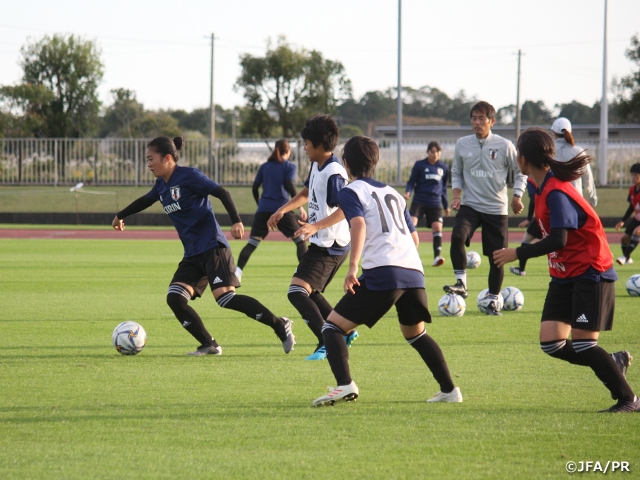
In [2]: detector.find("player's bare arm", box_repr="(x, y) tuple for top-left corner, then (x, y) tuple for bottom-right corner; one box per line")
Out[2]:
(268, 187), (309, 229)
(344, 216), (366, 294)
(294, 207), (346, 241)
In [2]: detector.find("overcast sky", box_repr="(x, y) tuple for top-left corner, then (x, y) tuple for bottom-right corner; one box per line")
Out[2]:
(1, 0), (638, 118)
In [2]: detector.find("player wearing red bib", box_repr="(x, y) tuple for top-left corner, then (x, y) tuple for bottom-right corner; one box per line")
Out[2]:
(494, 128), (638, 413)
(614, 163), (640, 266)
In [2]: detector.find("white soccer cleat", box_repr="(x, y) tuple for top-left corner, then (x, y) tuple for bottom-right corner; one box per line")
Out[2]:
(626, 258), (634, 265)
(312, 381), (359, 407)
(427, 386), (463, 403)
(432, 256), (445, 267)
(279, 317), (295, 354)
(234, 266), (243, 281)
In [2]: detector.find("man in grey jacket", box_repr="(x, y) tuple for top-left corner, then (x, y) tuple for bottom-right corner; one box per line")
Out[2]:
(443, 101), (527, 315)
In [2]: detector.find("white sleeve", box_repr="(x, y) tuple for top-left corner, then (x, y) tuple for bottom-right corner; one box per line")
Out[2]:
(582, 163), (598, 206)
(451, 141), (464, 191)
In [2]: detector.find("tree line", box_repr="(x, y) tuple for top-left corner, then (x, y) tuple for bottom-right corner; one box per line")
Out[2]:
(1, 34), (639, 140)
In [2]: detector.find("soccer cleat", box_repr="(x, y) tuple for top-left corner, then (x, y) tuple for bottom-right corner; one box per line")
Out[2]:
(616, 256), (634, 265)
(186, 344), (222, 356)
(509, 266), (526, 276)
(598, 396), (640, 413)
(312, 381), (359, 407)
(234, 266), (243, 281)
(443, 280), (468, 299)
(627, 258), (634, 265)
(427, 386), (463, 403)
(485, 300), (503, 316)
(344, 330), (359, 348)
(277, 317), (295, 354)
(305, 344), (327, 361)
(432, 256), (445, 267)
(612, 351), (633, 378)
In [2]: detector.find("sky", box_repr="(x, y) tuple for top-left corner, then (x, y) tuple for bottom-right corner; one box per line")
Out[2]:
(1, 0), (639, 119)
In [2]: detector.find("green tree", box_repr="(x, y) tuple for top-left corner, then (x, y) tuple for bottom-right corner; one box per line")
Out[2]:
(0, 83), (54, 136)
(556, 101), (600, 124)
(18, 34), (104, 137)
(100, 89), (144, 137)
(235, 37), (352, 137)
(614, 34), (640, 122)
(520, 100), (554, 125)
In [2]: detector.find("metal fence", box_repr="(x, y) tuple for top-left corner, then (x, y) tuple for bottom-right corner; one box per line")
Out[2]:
(0, 137), (639, 187)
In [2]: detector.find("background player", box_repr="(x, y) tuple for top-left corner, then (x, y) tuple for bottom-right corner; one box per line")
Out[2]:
(614, 163), (640, 266)
(404, 141), (450, 266)
(268, 114), (358, 361)
(510, 178), (542, 276)
(112, 136), (295, 356)
(443, 101), (526, 315)
(235, 139), (307, 281)
(312, 135), (461, 407)
(494, 127), (637, 413)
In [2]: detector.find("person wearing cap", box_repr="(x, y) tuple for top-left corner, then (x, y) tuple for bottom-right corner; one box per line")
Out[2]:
(550, 117), (598, 207)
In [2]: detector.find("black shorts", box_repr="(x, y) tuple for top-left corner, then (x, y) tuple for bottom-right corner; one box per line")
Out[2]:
(624, 218), (640, 236)
(333, 280), (431, 328)
(453, 205), (508, 256)
(250, 211), (300, 239)
(293, 244), (348, 292)
(409, 203), (443, 228)
(526, 219), (543, 239)
(541, 279), (615, 331)
(171, 246), (240, 299)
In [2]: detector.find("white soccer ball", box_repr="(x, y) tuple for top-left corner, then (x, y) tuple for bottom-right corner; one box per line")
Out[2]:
(437, 294), (466, 317)
(112, 321), (147, 355)
(500, 287), (525, 311)
(476, 288), (504, 313)
(626, 274), (640, 297)
(466, 251), (482, 269)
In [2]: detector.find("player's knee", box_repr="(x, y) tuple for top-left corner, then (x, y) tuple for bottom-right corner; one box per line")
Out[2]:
(216, 291), (236, 308)
(540, 340), (567, 357)
(287, 285), (309, 303)
(292, 235), (305, 244)
(322, 320), (344, 335)
(451, 228), (467, 246)
(167, 284), (191, 311)
(248, 237), (261, 248)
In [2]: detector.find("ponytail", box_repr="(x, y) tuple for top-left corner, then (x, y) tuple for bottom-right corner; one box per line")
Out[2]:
(517, 127), (589, 182)
(562, 130), (575, 146)
(267, 139), (290, 163)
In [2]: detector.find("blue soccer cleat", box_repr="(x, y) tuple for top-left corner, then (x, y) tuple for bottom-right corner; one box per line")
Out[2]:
(305, 344), (327, 361)
(344, 330), (359, 348)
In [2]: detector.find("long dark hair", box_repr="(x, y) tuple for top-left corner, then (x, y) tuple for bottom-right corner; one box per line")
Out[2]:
(267, 139), (290, 163)
(147, 136), (183, 162)
(553, 129), (576, 146)
(517, 127), (589, 182)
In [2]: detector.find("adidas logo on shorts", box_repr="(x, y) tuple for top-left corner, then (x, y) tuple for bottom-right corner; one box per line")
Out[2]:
(576, 313), (588, 323)
(213, 277), (222, 284)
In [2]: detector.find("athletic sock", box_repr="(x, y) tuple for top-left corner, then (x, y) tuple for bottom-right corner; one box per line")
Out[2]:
(237, 238), (260, 270)
(453, 270), (467, 287)
(406, 330), (455, 393)
(322, 321), (351, 386)
(450, 228), (467, 269)
(287, 286), (324, 342)
(518, 243), (528, 271)
(621, 242), (630, 259)
(628, 235), (640, 258)
(167, 287), (214, 346)
(488, 261), (504, 295)
(293, 236), (308, 261)
(216, 291), (279, 330)
(541, 339), (583, 364)
(572, 341), (635, 402)
(433, 232), (442, 258)
(309, 291), (333, 320)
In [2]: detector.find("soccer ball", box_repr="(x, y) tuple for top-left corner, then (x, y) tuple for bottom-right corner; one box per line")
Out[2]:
(626, 274), (640, 296)
(501, 287), (525, 311)
(112, 321), (147, 355)
(466, 251), (482, 269)
(438, 294), (466, 317)
(476, 288), (504, 313)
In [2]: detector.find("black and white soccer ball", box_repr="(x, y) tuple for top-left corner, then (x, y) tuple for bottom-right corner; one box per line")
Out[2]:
(466, 251), (481, 269)
(626, 274), (640, 296)
(476, 288), (504, 313)
(437, 293), (466, 317)
(112, 321), (147, 355)
(500, 287), (525, 311)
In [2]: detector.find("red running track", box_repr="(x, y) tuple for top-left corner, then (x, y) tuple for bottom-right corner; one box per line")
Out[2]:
(0, 228), (624, 244)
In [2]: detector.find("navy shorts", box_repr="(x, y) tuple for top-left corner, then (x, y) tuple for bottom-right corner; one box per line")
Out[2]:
(293, 244), (348, 293)
(250, 211), (300, 239)
(333, 280), (432, 328)
(409, 203), (443, 228)
(624, 218), (640, 236)
(171, 246), (240, 299)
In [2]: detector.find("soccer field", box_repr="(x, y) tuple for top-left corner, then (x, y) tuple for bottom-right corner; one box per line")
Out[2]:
(1, 238), (639, 479)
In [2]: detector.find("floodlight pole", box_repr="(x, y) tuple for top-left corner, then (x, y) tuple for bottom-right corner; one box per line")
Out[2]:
(515, 49), (522, 140)
(598, 0), (608, 186)
(209, 33), (217, 180)
(396, 0), (402, 184)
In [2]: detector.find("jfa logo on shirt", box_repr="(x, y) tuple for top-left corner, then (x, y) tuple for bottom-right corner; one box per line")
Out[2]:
(170, 186), (181, 201)
(489, 149), (498, 160)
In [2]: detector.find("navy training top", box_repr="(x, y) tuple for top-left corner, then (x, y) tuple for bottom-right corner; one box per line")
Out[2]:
(255, 160), (297, 213)
(405, 158), (449, 209)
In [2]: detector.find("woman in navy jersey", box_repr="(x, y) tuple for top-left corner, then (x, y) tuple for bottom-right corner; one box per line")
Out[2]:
(494, 127), (638, 413)
(112, 136), (295, 356)
(235, 139), (307, 281)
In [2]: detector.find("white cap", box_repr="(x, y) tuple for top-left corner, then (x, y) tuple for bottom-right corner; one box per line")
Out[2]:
(551, 117), (572, 134)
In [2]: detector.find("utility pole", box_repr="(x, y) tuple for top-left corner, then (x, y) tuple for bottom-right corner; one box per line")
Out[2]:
(209, 33), (217, 180)
(598, 0), (608, 186)
(515, 49), (522, 140)
(396, 0), (402, 184)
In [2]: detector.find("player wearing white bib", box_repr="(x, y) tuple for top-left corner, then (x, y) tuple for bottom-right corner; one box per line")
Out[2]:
(269, 114), (358, 361)
(312, 136), (462, 407)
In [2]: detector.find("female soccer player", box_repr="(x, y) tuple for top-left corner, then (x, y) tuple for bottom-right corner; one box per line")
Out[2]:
(234, 139), (307, 281)
(614, 163), (640, 266)
(312, 136), (461, 406)
(112, 136), (295, 356)
(494, 127), (637, 413)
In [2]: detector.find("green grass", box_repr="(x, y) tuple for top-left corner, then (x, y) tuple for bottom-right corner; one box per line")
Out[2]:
(1, 239), (639, 479)
(0, 185), (632, 217)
